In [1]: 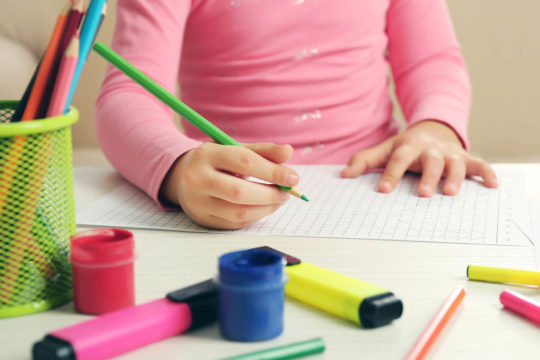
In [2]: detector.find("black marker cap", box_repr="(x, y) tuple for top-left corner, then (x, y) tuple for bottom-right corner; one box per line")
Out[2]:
(166, 278), (219, 330)
(32, 335), (76, 360)
(359, 292), (403, 328)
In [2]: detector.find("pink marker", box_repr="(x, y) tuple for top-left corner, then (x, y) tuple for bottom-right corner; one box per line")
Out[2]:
(32, 279), (217, 360)
(500, 289), (540, 326)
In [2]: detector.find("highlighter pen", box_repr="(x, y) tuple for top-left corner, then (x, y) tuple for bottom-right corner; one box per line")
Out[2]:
(258, 247), (403, 328)
(467, 265), (540, 286)
(500, 289), (540, 326)
(32, 279), (217, 360)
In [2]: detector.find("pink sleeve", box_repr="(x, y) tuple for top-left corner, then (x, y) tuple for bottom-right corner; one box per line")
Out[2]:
(95, 0), (201, 206)
(386, 0), (471, 148)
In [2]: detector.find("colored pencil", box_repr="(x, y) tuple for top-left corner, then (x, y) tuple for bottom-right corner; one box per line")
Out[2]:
(91, 2), (107, 46)
(38, 0), (86, 119)
(47, 34), (79, 117)
(222, 338), (326, 360)
(92, 42), (309, 201)
(11, 58), (41, 122)
(405, 287), (466, 360)
(63, 0), (107, 113)
(59, 0), (85, 54)
(21, 0), (70, 121)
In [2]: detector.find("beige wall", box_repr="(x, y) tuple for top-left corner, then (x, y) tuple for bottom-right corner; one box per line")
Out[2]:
(3, 1), (540, 162)
(448, 0), (540, 161)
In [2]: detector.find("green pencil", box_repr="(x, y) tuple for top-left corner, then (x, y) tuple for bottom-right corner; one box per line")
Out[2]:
(221, 338), (325, 360)
(93, 41), (308, 202)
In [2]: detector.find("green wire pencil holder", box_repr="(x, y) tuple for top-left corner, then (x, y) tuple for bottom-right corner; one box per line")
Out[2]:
(0, 100), (78, 317)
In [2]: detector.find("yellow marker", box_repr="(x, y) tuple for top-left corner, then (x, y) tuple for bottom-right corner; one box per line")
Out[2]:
(258, 247), (403, 328)
(467, 265), (540, 286)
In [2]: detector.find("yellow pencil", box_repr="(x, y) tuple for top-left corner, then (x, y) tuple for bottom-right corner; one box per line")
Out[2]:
(467, 265), (540, 286)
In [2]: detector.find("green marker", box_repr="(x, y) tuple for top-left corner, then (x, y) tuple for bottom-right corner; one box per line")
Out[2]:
(93, 42), (308, 202)
(222, 338), (325, 360)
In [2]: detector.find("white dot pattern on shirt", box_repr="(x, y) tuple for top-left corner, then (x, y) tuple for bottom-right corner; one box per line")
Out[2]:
(301, 142), (325, 156)
(295, 109), (322, 123)
(293, 0), (319, 6)
(294, 48), (319, 61)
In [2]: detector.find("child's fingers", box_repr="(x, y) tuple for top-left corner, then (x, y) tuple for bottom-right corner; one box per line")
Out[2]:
(340, 140), (392, 178)
(466, 158), (499, 188)
(418, 151), (445, 197)
(198, 215), (258, 230)
(442, 157), (466, 195)
(211, 146), (299, 188)
(244, 143), (294, 164)
(378, 145), (422, 193)
(206, 197), (287, 225)
(206, 171), (289, 205)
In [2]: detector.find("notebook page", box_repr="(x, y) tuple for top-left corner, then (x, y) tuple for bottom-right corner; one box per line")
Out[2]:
(76, 165), (531, 246)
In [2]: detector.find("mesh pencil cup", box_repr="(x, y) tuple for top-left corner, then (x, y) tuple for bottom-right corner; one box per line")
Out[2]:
(0, 100), (78, 318)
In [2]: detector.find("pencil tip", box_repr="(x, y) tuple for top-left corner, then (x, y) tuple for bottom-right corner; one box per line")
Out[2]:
(301, 195), (309, 202)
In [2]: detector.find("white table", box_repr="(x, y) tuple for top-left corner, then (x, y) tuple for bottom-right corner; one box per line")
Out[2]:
(1, 162), (539, 360)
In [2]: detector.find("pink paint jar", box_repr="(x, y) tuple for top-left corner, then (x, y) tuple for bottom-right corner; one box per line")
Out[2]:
(71, 228), (135, 315)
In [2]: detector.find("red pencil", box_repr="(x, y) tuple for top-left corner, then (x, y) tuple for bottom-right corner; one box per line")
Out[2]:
(405, 287), (466, 360)
(60, 0), (85, 54)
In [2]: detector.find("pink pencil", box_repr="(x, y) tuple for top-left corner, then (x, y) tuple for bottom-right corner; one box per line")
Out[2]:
(47, 33), (79, 117)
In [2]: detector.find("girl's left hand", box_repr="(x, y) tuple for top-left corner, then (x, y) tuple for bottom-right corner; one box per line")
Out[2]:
(340, 120), (499, 197)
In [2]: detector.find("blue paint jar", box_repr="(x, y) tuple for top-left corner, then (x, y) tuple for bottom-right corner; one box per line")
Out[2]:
(218, 248), (286, 342)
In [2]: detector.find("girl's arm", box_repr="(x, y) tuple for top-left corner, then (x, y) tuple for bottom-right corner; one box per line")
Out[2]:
(342, 0), (497, 196)
(95, 0), (201, 205)
(95, 0), (299, 229)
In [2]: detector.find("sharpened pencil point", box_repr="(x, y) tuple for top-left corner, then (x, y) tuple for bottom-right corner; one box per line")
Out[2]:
(301, 195), (309, 202)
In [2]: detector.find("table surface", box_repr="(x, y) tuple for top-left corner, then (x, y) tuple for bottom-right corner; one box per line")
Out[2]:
(2, 159), (540, 360)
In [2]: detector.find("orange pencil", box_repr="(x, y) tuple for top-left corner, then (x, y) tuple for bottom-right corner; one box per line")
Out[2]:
(405, 287), (466, 360)
(21, 0), (70, 121)
(47, 34), (79, 117)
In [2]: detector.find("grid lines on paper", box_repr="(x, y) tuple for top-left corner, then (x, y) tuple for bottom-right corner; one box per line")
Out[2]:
(77, 165), (519, 245)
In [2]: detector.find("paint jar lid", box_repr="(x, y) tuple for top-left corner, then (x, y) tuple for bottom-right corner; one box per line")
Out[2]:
(71, 228), (134, 265)
(219, 249), (284, 286)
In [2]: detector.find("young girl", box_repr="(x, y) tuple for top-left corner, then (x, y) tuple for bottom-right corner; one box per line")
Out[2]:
(95, 0), (498, 230)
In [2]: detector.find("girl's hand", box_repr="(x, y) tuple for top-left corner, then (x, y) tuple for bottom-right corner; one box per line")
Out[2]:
(341, 121), (498, 197)
(160, 142), (299, 229)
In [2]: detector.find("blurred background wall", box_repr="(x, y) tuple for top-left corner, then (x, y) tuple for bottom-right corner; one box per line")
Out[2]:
(1, 0), (539, 162)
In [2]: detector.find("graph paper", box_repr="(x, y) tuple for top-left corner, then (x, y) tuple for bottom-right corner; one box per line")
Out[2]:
(76, 165), (531, 246)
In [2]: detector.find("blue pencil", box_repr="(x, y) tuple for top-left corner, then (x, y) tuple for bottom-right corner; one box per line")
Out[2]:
(63, 0), (107, 113)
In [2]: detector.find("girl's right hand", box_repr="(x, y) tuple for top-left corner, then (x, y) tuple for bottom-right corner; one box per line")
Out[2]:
(160, 142), (299, 229)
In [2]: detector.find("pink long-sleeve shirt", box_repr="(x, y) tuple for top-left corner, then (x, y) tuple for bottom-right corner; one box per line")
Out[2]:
(95, 0), (470, 204)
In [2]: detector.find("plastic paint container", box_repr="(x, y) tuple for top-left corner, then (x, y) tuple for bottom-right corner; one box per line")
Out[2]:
(218, 248), (286, 342)
(71, 228), (135, 315)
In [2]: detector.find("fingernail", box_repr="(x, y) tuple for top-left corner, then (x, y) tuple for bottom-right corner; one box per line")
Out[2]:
(286, 173), (298, 186)
(491, 177), (499, 187)
(280, 193), (291, 203)
(420, 184), (432, 196)
(380, 180), (392, 192)
(446, 184), (457, 194)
